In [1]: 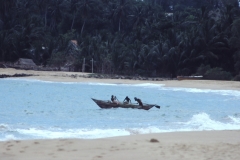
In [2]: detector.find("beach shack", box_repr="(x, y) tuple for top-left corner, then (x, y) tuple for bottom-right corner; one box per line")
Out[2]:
(14, 58), (37, 68)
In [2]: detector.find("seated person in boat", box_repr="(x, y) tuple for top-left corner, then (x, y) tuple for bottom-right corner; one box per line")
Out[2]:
(134, 97), (143, 106)
(123, 96), (131, 104)
(111, 95), (119, 104)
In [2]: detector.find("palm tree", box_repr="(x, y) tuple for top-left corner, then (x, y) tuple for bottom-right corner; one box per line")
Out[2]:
(128, 4), (146, 30)
(48, 0), (68, 33)
(0, 0), (15, 20)
(68, 0), (79, 30)
(33, 0), (50, 29)
(112, 0), (133, 32)
(0, 31), (13, 61)
(78, 0), (99, 37)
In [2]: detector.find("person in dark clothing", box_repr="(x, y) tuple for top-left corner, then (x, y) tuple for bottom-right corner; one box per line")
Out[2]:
(123, 96), (131, 104)
(111, 95), (119, 104)
(111, 95), (115, 102)
(134, 97), (143, 106)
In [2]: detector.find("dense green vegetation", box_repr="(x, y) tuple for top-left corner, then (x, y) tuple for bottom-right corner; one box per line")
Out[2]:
(1, 0), (240, 79)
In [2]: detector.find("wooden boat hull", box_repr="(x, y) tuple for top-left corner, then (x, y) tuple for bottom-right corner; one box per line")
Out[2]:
(91, 98), (160, 110)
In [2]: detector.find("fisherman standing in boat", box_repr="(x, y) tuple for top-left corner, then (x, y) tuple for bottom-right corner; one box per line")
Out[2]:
(134, 97), (143, 106)
(123, 96), (131, 104)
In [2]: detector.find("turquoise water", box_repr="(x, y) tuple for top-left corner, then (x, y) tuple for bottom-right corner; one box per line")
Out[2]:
(0, 79), (240, 141)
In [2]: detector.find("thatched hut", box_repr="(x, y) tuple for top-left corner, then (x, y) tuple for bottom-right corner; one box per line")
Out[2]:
(14, 58), (36, 66)
(13, 58), (37, 69)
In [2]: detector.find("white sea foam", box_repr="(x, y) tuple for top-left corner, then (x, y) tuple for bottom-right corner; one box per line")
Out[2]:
(178, 113), (240, 131)
(13, 127), (166, 140)
(228, 116), (240, 124)
(0, 124), (9, 131)
(131, 83), (164, 87)
(161, 87), (240, 98)
(126, 126), (163, 134)
(1, 119), (240, 141)
(1, 78), (61, 86)
(2, 78), (44, 83)
(0, 134), (18, 141)
(5, 79), (165, 87)
(87, 82), (118, 86)
(15, 128), (130, 139)
(86, 83), (165, 88)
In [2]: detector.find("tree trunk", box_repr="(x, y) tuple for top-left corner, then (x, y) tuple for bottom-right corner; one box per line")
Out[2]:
(118, 18), (121, 32)
(81, 19), (86, 37)
(44, 7), (47, 29)
(71, 14), (76, 30)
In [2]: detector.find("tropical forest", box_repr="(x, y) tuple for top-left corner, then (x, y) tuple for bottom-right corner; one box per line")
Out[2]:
(1, 0), (240, 80)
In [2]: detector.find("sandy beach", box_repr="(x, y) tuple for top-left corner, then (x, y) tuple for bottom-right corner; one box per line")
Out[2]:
(1, 68), (240, 90)
(1, 68), (240, 160)
(1, 131), (240, 160)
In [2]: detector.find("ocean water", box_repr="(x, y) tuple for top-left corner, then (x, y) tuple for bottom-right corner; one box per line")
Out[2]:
(0, 78), (240, 141)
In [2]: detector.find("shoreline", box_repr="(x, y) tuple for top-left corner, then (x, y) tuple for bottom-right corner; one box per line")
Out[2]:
(1, 68), (240, 90)
(1, 68), (240, 159)
(1, 130), (240, 160)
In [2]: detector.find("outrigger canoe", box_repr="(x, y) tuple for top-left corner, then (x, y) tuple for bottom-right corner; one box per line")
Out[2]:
(91, 98), (160, 110)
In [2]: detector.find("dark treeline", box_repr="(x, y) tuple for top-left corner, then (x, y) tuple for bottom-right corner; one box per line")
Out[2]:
(1, 0), (240, 80)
